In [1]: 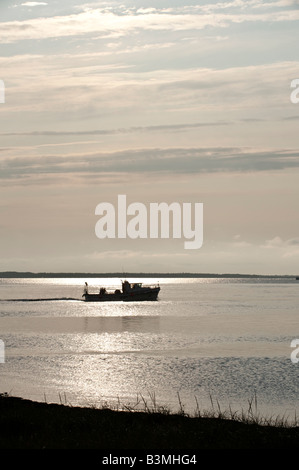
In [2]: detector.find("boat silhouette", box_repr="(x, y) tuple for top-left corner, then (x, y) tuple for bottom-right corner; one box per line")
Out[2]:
(82, 280), (160, 302)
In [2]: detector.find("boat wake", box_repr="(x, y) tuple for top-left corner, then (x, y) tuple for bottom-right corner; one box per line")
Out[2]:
(2, 297), (80, 302)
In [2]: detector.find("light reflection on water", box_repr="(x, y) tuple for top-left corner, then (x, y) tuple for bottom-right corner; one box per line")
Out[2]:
(0, 277), (298, 420)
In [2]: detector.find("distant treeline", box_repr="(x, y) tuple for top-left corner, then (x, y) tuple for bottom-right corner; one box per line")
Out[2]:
(0, 271), (295, 278)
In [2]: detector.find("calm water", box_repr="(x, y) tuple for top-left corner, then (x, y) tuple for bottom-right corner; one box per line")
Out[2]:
(0, 277), (298, 421)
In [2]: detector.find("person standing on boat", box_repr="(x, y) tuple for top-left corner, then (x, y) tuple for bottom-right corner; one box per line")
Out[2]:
(83, 282), (88, 296)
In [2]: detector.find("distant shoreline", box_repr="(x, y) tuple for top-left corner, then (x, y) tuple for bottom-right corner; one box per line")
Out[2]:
(0, 271), (297, 279)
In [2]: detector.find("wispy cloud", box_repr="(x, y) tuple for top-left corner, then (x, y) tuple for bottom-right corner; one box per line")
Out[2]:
(2, 55), (297, 119)
(0, 121), (232, 137)
(1, 2), (299, 43)
(21, 2), (48, 6)
(1, 147), (299, 184)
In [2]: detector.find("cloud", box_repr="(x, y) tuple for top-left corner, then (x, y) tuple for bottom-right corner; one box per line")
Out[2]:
(1, 3), (299, 44)
(21, 2), (48, 6)
(2, 54), (297, 121)
(0, 9), (220, 44)
(263, 236), (284, 248)
(0, 121), (231, 137)
(262, 236), (299, 249)
(287, 238), (299, 245)
(1, 146), (299, 184)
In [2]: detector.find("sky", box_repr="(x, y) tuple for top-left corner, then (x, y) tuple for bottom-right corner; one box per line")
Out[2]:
(0, 0), (299, 275)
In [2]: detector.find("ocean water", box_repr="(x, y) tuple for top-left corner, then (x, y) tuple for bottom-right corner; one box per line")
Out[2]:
(0, 276), (298, 422)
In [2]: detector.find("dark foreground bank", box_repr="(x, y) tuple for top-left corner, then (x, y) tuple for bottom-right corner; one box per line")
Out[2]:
(1, 395), (299, 449)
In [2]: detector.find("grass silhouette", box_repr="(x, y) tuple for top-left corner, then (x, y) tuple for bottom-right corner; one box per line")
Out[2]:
(0, 392), (299, 449)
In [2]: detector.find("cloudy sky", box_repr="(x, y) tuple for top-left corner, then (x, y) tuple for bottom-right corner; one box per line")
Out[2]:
(1, 0), (299, 274)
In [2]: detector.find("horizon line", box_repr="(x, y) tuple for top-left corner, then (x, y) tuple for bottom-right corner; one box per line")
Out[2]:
(0, 271), (297, 278)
